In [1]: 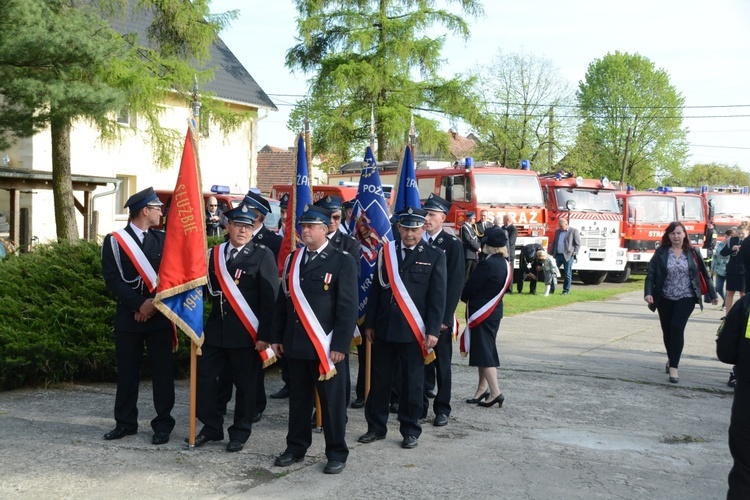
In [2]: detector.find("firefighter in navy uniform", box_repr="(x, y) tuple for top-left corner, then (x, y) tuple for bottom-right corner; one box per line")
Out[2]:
(717, 293), (750, 499)
(100, 187), (175, 445)
(191, 205), (279, 452)
(271, 204), (358, 474)
(359, 207), (447, 449)
(420, 193), (464, 426)
(314, 195), (362, 407)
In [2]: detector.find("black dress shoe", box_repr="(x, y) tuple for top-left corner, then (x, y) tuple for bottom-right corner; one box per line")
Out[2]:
(152, 432), (170, 445)
(103, 427), (136, 440)
(252, 412), (262, 423)
(185, 434), (222, 447)
(358, 431), (386, 444)
(350, 398), (365, 409)
(226, 440), (244, 452)
(389, 402), (399, 413)
(466, 390), (490, 404)
(270, 387), (290, 399)
(324, 460), (346, 474)
(426, 389), (437, 399)
(274, 452), (305, 467)
(433, 413), (449, 426)
(401, 435), (418, 449)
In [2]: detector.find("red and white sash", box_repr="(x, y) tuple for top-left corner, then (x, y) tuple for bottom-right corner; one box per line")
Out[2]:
(112, 229), (158, 292)
(287, 249), (337, 380)
(213, 243), (277, 368)
(460, 259), (512, 357)
(382, 241), (435, 364)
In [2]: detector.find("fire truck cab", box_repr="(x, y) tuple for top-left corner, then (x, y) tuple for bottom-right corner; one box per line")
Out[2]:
(539, 173), (626, 285)
(610, 189), (677, 282)
(412, 164), (548, 265)
(701, 185), (750, 237)
(654, 186), (708, 257)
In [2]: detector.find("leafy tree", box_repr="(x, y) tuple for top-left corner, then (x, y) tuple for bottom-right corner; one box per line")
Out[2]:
(571, 51), (689, 187)
(0, 0), (239, 241)
(285, 0), (484, 162)
(660, 162), (750, 188)
(469, 50), (574, 171)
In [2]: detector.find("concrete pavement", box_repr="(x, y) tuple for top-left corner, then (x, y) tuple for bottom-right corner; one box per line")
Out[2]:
(0, 289), (735, 499)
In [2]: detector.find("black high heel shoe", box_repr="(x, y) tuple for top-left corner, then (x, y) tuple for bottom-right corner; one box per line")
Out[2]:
(478, 393), (505, 408)
(665, 362), (669, 374)
(465, 390), (490, 404)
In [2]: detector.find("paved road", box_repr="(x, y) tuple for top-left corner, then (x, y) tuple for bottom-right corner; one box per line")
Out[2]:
(0, 289), (735, 499)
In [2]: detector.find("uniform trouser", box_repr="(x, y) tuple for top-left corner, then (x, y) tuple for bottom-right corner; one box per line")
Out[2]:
(365, 341), (424, 439)
(285, 358), (349, 463)
(197, 344), (260, 443)
(423, 329), (452, 417)
(518, 270), (543, 294)
(728, 379), (750, 499)
(465, 259), (478, 282)
(656, 296), (695, 369)
(217, 363), (267, 415)
(113, 328), (175, 434)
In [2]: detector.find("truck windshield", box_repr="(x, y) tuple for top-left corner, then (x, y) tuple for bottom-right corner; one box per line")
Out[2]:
(627, 196), (676, 223)
(676, 195), (705, 221)
(707, 194), (750, 218)
(473, 173), (544, 206)
(553, 188), (619, 213)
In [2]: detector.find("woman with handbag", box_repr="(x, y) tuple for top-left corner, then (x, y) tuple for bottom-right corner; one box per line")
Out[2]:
(644, 221), (718, 383)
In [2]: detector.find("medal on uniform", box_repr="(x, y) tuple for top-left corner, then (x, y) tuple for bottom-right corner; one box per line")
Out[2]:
(234, 269), (242, 284)
(324, 273), (332, 290)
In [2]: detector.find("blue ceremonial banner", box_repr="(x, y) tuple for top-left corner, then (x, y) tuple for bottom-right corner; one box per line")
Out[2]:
(351, 147), (393, 321)
(277, 134), (313, 270)
(154, 126), (207, 348)
(393, 145), (420, 213)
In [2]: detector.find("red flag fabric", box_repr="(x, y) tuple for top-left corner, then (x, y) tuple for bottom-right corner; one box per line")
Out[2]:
(154, 126), (207, 347)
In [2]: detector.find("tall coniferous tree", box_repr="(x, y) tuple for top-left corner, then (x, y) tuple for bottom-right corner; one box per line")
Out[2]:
(286, 0), (484, 163)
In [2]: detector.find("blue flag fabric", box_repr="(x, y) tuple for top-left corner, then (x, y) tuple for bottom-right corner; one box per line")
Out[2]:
(351, 146), (393, 321)
(277, 134), (313, 270)
(393, 145), (421, 213)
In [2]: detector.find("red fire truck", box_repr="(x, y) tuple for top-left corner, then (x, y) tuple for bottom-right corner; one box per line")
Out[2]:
(701, 186), (750, 237)
(609, 189), (678, 282)
(654, 187), (708, 256)
(270, 184), (358, 206)
(538, 173), (626, 285)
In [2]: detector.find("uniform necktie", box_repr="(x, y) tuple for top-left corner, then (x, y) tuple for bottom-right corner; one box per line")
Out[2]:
(403, 248), (412, 260)
(142, 231), (147, 243)
(307, 250), (318, 262)
(227, 248), (238, 263)
(428, 237), (434, 245)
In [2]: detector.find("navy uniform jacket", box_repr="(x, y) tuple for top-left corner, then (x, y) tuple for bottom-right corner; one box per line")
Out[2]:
(429, 229), (465, 327)
(101, 226), (172, 333)
(461, 254), (509, 321)
(252, 225), (282, 260)
(273, 245), (358, 359)
(205, 243), (279, 348)
(503, 223), (517, 261)
(364, 240), (447, 342)
(461, 222), (481, 261)
(718, 294), (750, 381)
(329, 228), (361, 277)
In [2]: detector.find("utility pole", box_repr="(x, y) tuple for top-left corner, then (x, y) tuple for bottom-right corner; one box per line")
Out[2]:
(304, 102), (312, 169)
(548, 106), (554, 168)
(620, 126), (633, 186)
(409, 112), (416, 157)
(369, 103), (376, 154)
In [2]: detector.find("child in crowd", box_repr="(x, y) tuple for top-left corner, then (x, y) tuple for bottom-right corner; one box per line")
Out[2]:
(537, 249), (561, 296)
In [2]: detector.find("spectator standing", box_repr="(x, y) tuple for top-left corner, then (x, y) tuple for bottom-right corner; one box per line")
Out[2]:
(550, 218), (581, 295)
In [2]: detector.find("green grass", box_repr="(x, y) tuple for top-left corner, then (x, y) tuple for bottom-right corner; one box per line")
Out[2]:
(455, 274), (645, 319)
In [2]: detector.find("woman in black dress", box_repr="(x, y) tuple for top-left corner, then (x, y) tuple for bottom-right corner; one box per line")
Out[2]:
(460, 226), (512, 408)
(721, 224), (747, 314)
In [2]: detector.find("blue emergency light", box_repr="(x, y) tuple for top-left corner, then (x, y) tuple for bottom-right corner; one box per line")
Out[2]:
(211, 185), (230, 194)
(520, 159), (530, 170)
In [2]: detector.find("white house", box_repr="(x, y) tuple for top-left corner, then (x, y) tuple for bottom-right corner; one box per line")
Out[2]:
(0, 14), (276, 248)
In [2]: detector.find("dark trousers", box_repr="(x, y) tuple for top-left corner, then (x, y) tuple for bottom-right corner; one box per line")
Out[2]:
(285, 358), (349, 463)
(656, 296), (695, 368)
(217, 363), (267, 415)
(423, 329), (452, 417)
(197, 344), (260, 443)
(365, 341), (425, 439)
(729, 379), (750, 499)
(554, 253), (574, 293)
(113, 328), (175, 434)
(465, 259), (478, 282)
(518, 269), (543, 294)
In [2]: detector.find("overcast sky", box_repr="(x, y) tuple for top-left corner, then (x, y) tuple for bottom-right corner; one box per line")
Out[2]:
(210, 0), (750, 170)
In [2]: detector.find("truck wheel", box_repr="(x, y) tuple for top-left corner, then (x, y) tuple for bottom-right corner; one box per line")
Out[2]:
(578, 270), (608, 285)
(606, 266), (631, 283)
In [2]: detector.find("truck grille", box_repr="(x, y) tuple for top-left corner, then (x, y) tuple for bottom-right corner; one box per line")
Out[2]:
(581, 237), (607, 249)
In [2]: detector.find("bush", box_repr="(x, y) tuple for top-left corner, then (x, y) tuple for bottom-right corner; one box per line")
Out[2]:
(0, 241), (202, 391)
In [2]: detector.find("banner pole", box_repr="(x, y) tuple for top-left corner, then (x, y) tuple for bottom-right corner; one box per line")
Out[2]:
(314, 387), (323, 431)
(188, 341), (197, 449)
